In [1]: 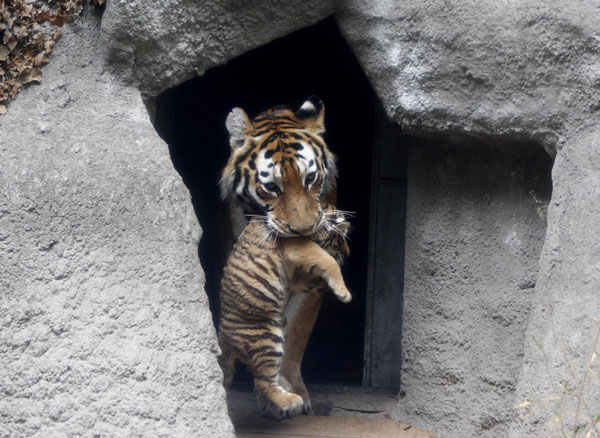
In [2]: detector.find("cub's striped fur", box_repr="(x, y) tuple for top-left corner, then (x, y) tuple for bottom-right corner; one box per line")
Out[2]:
(218, 205), (350, 418)
(216, 97), (351, 418)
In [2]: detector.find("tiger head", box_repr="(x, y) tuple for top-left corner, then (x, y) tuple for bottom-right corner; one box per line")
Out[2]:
(220, 96), (337, 237)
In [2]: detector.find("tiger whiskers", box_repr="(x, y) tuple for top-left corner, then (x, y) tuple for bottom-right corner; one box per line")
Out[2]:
(247, 217), (278, 248)
(320, 209), (352, 239)
(237, 221), (254, 242)
(323, 221), (349, 240)
(324, 209), (355, 219)
(239, 214), (272, 245)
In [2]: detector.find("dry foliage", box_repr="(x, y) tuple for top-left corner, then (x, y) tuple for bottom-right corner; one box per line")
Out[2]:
(0, 0), (103, 114)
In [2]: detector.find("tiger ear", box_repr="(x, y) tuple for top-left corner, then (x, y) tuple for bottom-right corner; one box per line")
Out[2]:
(337, 221), (350, 233)
(226, 107), (253, 150)
(295, 95), (325, 134)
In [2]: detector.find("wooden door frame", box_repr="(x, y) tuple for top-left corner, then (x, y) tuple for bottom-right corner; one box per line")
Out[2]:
(363, 107), (408, 388)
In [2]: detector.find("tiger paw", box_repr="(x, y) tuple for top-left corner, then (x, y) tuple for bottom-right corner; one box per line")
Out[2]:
(333, 287), (352, 303)
(258, 392), (304, 420)
(302, 401), (316, 415)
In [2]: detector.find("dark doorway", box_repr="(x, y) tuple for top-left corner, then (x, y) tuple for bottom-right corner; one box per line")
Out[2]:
(153, 17), (383, 385)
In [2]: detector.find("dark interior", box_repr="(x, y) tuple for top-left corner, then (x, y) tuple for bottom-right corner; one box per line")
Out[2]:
(153, 17), (379, 384)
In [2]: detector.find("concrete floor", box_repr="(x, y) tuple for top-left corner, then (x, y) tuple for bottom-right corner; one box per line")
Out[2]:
(227, 385), (437, 438)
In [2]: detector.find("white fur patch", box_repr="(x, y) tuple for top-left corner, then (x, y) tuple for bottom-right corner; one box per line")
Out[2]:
(299, 101), (316, 113)
(296, 142), (317, 174)
(256, 150), (282, 192)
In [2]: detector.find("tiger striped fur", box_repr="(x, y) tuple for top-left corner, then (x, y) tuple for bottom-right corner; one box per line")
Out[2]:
(216, 97), (351, 418)
(218, 205), (350, 418)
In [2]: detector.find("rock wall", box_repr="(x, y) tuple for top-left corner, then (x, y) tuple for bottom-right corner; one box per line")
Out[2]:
(336, 0), (600, 151)
(2, 0), (599, 437)
(337, 1), (600, 437)
(102, 0), (335, 97)
(510, 127), (600, 438)
(0, 9), (235, 438)
(399, 138), (552, 437)
(0, 1), (342, 436)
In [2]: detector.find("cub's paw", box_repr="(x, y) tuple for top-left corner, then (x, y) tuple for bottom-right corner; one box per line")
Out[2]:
(302, 400), (316, 415)
(333, 287), (352, 303)
(258, 392), (304, 420)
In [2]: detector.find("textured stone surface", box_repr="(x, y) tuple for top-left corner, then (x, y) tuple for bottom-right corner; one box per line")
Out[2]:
(336, 0), (600, 152)
(509, 126), (600, 438)
(0, 10), (233, 438)
(102, 0), (335, 97)
(3, 0), (600, 437)
(399, 138), (552, 438)
(337, 1), (600, 437)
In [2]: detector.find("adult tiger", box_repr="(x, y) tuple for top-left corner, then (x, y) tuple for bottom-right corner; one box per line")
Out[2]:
(217, 96), (343, 418)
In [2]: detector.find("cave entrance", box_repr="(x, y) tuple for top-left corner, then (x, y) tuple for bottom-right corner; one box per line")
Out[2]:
(152, 16), (405, 389)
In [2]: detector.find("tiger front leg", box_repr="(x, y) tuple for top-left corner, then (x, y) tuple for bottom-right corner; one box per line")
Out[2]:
(245, 325), (304, 419)
(280, 289), (324, 415)
(254, 376), (304, 419)
(284, 239), (352, 303)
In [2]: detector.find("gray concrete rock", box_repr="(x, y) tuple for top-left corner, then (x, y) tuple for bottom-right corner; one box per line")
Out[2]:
(337, 1), (600, 437)
(336, 0), (600, 153)
(3, 0), (600, 437)
(0, 9), (234, 438)
(102, 0), (335, 97)
(509, 126), (600, 438)
(400, 138), (552, 438)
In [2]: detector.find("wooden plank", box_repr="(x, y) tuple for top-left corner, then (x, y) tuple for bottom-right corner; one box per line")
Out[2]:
(232, 413), (435, 438)
(364, 107), (408, 388)
(368, 181), (407, 388)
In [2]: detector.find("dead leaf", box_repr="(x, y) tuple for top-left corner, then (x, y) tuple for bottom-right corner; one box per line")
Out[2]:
(0, 0), (84, 106)
(36, 11), (52, 23)
(0, 105), (7, 115)
(3, 29), (13, 44)
(13, 25), (29, 39)
(33, 52), (48, 67)
(21, 67), (42, 84)
(50, 15), (66, 28)
(0, 45), (10, 61)
(7, 36), (17, 51)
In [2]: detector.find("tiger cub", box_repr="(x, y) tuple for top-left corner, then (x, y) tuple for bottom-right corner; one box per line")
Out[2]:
(217, 205), (351, 419)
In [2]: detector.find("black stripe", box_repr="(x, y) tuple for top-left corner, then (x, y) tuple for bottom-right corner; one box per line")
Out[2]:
(252, 260), (271, 275)
(228, 272), (281, 306)
(253, 114), (295, 123)
(242, 168), (251, 200)
(264, 133), (280, 146)
(253, 358), (279, 369)
(233, 141), (256, 168)
(254, 374), (278, 382)
(248, 345), (283, 360)
(232, 167), (241, 193)
(310, 138), (328, 170)
(244, 332), (284, 344)
(229, 261), (283, 299)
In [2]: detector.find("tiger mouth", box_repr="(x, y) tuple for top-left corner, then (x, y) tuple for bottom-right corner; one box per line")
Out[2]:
(269, 212), (325, 238)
